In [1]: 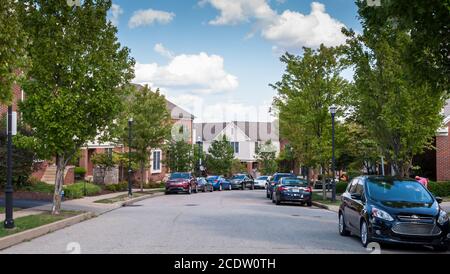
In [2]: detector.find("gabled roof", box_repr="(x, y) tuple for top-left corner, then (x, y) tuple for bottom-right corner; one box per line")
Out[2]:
(194, 121), (279, 142)
(132, 84), (195, 120)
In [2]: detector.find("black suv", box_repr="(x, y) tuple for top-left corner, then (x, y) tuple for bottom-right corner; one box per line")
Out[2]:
(339, 176), (449, 251)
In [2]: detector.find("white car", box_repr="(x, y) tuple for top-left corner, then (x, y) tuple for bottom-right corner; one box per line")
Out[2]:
(254, 176), (270, 189)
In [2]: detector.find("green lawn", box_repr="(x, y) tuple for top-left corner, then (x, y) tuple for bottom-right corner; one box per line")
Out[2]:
(0, 211), (79, 238)
(312, 193), (342, 206)
(94, 191), (160, 204)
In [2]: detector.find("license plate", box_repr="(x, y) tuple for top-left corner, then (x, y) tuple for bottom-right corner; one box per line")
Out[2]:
(292, 188), (300, 193)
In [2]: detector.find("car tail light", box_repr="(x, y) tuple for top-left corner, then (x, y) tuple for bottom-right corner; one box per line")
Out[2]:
(279, 186), (287, 192)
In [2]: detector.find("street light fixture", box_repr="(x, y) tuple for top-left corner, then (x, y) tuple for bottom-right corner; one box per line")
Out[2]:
(128, 117), (133, 198)
(329, 105), (337, 202)
(4, 106), (15, 229)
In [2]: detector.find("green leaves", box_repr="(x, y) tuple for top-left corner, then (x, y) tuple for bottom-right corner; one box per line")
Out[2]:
(206, 135), (235, 176)
(166, 141), (194, 173)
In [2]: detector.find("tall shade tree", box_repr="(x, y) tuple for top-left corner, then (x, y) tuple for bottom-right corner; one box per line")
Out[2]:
(18, 0), (135, 214)
(356, 0), (450, 95)
(255, 140), (278, 176)
(0, 0), (28, 104)
(344, 26), (447, 177)
(205, 135), (235, 176)
(271, 45), (350, 183)
(166, 140), (193, 173)
(119, 85), (172, 192)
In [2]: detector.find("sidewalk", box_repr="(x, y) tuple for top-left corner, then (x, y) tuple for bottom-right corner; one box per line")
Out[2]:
(1, 188), (164, 220)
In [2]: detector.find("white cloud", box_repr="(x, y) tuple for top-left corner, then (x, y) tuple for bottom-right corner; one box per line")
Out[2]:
(128, 9), (175, 28)
(201, 1), (347, 49)
(154, 43), (174, 59)
(200, 0), (276, 25)
(134, 46), (238, 94)
(109, 4), (123, 26)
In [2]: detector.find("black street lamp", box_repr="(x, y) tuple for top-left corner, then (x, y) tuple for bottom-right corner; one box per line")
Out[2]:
(329, 105), (337, 202)
(128, 117), (133, 198)
(196, 136), (202, 176)
(4, 106), (15, 229)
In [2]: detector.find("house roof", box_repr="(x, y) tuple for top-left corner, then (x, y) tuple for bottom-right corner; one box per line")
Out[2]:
(194, 121), (279, 142)
(132, 84), (195, 120)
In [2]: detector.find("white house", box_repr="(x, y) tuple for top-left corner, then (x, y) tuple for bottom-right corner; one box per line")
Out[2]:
(194, 121), (280, 174)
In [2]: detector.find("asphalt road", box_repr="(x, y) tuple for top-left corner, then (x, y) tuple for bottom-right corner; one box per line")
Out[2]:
(1, 190), (448, 254)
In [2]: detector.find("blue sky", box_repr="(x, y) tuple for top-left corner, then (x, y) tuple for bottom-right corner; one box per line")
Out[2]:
(109, 0), (361, 122)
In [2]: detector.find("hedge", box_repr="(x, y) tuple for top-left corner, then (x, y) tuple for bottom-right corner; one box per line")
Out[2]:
(105, 182), (129, 192)
(74, 167), (87, 176)
(64, 182), (102, 199)
(20, 181), (55, 194)
(428, 181), (450, 197)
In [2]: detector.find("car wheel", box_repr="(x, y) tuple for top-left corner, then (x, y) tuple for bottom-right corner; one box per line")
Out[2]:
(165, 191), (169, 195)
(241, 183), (245, 190)
(360, 220), (371, 248)
(275, 195), (281, 205)
(306, 201), (312, 207)
(266, 189), (270, 198)
(339, 213), (350, 236)
(272, 193), (276, 204)
(433, 244), (449, 252)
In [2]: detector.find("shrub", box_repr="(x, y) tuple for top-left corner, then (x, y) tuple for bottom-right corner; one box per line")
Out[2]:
(105, 182), (129, 192)
(20, 181), (55, 194)
(64, 182), (101, 199)
(428, 181), (450, 197)
(74, 167), (86, 176)
(336, 181), (348, 194)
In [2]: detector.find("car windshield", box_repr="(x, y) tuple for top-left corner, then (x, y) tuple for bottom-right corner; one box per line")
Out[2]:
(282, 178), (308, 187)
(207, 176), (219, 181)
(232, 175), (245, 179)
(273, 174), (293, 182)
(366, 179), (434, 203)
(170, 173), (190, 179)
(257, 176), (268, 180)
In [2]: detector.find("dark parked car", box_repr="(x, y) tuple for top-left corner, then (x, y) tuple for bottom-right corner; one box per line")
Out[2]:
(165, 172), (198, 195)
(197, 177), (213, 192)
(266, 173), (295, 199)
(272, 177), (312, 206)
(229, 174), (255, 190)
(206, 176), (232, 191)
(339, 176), (449, 251)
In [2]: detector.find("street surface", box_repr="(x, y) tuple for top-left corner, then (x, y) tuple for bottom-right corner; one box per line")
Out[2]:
(2, 190), (448, 254)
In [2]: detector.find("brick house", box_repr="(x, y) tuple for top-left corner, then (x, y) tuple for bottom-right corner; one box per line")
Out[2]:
(436, 100), (450, 181)
(78, 84), (195, 183)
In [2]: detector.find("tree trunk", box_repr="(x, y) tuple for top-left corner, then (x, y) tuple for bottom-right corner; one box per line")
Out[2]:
(52, 155), (66, 215)
(140, 161), (145, 192)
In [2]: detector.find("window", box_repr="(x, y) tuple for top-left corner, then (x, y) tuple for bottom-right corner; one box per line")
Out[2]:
(255, 142), (259, 153)
(152, 150), (161, 173)
(105, 148), (113, 158)
(230, 142), (239, 153)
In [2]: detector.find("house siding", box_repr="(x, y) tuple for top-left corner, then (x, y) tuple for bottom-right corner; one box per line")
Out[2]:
(437, 119), (450, 181)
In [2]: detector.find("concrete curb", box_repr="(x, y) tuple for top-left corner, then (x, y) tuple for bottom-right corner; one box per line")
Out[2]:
(121, 192), (165, 207)
(0, 212), (94, 251)
(312, 201), (339, 213)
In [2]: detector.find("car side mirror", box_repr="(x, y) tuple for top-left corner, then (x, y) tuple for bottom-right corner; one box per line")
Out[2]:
(436, 197), (443, 204)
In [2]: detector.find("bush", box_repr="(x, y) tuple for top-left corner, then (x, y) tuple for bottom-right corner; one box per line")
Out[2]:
(64, 182), (102, 199)
(428, 181), (450, 197)
(105, 182), (129, 192)
(20, 181), (55, 194)
(336, 181), (348, 194)
(74, 167), (86, 176)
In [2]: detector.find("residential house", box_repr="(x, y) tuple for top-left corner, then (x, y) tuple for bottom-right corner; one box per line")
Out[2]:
(194, 121), (280, 175)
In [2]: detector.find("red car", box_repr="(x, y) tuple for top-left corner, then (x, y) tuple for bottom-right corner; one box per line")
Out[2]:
(165, 172), (198, 195)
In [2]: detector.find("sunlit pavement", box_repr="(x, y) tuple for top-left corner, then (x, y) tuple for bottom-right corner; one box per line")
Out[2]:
(1, 190), (448, 254)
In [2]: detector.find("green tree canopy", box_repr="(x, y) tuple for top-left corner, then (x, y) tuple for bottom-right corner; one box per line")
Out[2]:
(166, 140), (193, 173)
(205, 135), (235, 176)
(255, 140), (278, 176)
(18, 0), (135, 214)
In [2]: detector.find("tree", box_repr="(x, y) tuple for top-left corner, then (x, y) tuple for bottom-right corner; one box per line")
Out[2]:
(118, 85), (172, 192)
(344, 26), (446, 177)
(271, 45), (350, 185)
(205, 135), (235, 176)
(18, 0), (135, 214)
(255, 140), (278, 175)
(0, 0), (28, 104)
(230, 159), (246, 176)
(166, 140), (193, 173)
(356, 0), (450, 95)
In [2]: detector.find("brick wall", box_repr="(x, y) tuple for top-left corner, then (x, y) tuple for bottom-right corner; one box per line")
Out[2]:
(0, 84), (22, 117)
(437, 120), (450, 181)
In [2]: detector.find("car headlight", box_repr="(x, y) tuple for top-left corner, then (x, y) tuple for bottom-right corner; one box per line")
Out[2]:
(372, 207), (394, 221)
(438, 210), (449, 225)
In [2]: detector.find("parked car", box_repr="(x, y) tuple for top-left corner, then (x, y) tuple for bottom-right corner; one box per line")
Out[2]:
(266, 173), (295, 199)
(206, 175), (232, 191)
(254, 176), (270, 189)
(272, 177), (312, 206)
(197, 177), (213, 192)
(229, 174), (255, 190)
(165, 172), (198, 195)
(339, 176), (449, 251)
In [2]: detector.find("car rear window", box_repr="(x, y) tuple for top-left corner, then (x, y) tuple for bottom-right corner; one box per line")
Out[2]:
(273, 174), (293, 182)
(282, 178), (308, 187)
(170, 173), (190, 179)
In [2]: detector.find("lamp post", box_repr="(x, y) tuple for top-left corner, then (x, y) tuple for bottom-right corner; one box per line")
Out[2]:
(128, 117), (133, 198)
(196, 136), (202, 176)
(329, 105), (337, 202)
(4, 106), (15, 229)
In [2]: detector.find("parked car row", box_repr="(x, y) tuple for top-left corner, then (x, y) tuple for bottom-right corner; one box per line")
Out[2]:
(165, 172), (257, 195)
